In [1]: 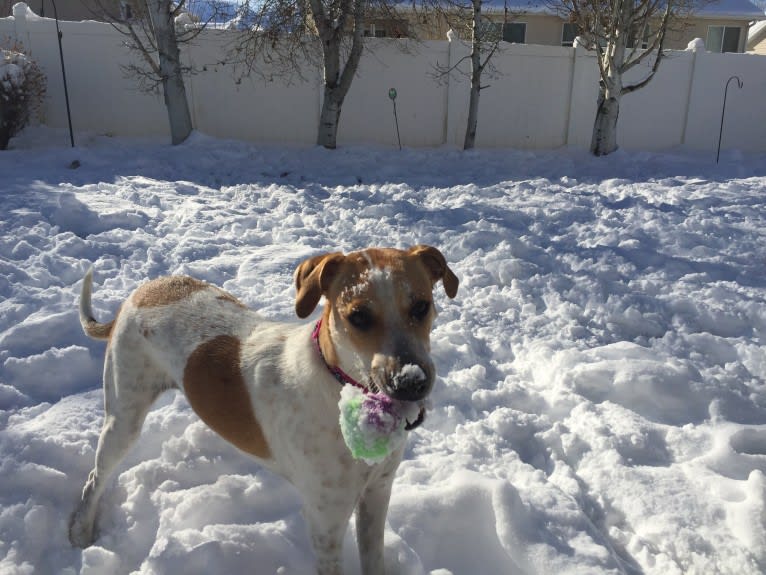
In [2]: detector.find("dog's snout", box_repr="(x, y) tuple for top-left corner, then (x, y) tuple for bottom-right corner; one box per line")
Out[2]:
(392, 380), (429, 402)
(391, 364), (432, 401)
(371, 345), (435, 402)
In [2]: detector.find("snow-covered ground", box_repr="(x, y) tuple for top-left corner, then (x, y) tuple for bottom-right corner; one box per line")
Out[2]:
(1, 129), (765, 575)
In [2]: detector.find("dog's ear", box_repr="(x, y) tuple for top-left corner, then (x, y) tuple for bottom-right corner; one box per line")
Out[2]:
(409, 245), (459, 298)
(294, 252), (344, 318)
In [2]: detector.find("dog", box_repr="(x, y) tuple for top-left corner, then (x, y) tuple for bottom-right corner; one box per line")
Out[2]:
(69, 245), (458, 575)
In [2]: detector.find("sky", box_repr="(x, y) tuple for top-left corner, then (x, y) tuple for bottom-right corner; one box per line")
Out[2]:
(1, 127), (765, 575)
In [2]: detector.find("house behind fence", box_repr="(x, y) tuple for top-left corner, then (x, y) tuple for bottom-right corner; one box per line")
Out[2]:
(1, 2), (765, 152)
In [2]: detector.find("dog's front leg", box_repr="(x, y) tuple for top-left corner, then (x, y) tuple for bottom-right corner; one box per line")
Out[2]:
(355, 451), (403, 575)
(303, 497), (353, 575)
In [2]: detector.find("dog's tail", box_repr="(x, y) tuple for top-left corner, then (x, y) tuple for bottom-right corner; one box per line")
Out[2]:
(80, 268), (115, 340)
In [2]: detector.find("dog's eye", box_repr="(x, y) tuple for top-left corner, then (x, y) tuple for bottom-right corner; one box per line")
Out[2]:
(410, 300), (431, 321)
(347, 307), (374, 331)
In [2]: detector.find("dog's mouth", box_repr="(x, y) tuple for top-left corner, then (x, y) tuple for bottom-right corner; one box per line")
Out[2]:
(404, 407), (426, 430)
(368, 367), (430, 431)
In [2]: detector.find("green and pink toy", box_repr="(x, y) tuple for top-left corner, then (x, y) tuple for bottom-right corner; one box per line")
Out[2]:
(338, 385), (423, 465)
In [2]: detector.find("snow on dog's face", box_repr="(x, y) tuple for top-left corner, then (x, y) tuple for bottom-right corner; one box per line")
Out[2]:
(294, 245), (458, 402)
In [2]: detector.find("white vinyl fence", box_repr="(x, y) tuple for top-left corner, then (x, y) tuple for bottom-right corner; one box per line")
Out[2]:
(2, 2), (766, 152)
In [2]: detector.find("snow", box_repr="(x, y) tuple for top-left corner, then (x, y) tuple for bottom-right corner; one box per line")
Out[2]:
(1, 51), (29, 95)
(1, 127), (766, 575)
(399, 364), (426, 384)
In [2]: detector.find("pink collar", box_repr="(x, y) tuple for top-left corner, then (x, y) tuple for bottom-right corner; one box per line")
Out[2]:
(312, 319), (367, 391)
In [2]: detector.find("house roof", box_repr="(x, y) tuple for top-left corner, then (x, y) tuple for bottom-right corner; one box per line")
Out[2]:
(190, 0), (765, 27)
(748, 19), (766, 47)
(480, 0), (765, 19)
(692, 0), (765, 19)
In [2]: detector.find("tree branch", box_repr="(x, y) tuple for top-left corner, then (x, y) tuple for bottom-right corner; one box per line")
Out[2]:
(622, 4), (670, 93)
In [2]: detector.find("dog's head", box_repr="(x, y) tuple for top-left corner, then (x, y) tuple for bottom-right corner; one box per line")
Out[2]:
(294, 245), (458, 402)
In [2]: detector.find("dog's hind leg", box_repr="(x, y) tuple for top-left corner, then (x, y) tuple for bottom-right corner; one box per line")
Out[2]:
(69, 350), (169, 548)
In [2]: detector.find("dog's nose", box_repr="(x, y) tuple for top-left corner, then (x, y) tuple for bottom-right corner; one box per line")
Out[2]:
(391, 364), (431, 402)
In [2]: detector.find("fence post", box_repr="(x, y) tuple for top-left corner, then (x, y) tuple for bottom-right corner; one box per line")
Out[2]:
(444, 35), (469, 148)
(680, 38), (703, 147)
(12, 3), (31, 51)
(182, 42), (198, 135)
(564, 44), (577, 146)
(443, 33), (453, 146)
(565, 38), (586, 147)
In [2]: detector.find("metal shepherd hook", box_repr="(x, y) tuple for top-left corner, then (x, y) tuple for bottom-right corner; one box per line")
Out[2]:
(42, 0), (75, 147)
(716, 75), (742, 164)
(389, 88), (401, 151)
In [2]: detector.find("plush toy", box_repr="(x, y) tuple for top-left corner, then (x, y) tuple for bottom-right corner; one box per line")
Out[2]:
(338, 385), (422, 465)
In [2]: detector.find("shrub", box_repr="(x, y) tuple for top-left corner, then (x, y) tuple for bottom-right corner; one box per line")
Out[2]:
(0, 46), (47, 150)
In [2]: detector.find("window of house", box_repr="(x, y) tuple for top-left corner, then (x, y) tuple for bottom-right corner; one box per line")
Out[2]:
(562, 22), (579, 46)
(562, 23), (604, 48)
(627, 25), (650, 49)
(363, 24), (380, 37)
(363, 22), (408, 38)
(478, 21), (525, 43)
(706, 26), (741, 53)
(502, 22), (526, 43)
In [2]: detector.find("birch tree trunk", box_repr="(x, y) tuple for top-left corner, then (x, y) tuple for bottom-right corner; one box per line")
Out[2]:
(589, 7), (627, 157)
(147, 0), (193, 145)
(463, 0), (482, 150)
(314, 0), (365, 149)
(590, 82), (620, 156)
(318, 88), (342, 148)
(464, 64), (481, 150)
(317, 39), (344, 149)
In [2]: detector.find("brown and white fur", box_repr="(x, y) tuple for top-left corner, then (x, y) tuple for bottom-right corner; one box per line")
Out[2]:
(69, 245), (458, 575)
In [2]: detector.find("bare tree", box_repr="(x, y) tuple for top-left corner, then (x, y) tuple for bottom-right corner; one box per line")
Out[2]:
(98, 0), (220, 144)
(554, 0), (695, 156)
(423, 0), (511, 149)
(235, 0), (406, 149)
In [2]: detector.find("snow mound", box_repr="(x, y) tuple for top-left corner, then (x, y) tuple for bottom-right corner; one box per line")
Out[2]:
(1, 134), (765, 574)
